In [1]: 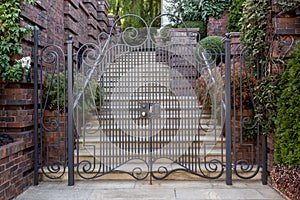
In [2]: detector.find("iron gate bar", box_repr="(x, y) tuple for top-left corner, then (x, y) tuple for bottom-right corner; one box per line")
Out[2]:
(67, 35), (74, 186)
(262, 129), (267, 185)
(33, 30), (39, 186)
(224, 33), (232, 185)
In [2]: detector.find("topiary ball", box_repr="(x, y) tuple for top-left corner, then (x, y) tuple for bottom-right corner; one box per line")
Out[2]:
(196, 36), (225, 65)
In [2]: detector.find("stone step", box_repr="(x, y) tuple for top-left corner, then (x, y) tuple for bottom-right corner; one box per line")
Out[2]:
(101, 76), (167, 83)
(80, 124), (219, 131)
(115, 51), (157, 57)
(93, 105), (211, 111)
(87, 113), (212, 121)
(104, 96), (198, 101)
(79, 116), (220, 127)
(78, 133), (223, 141)
(77, 134), (225, 142)
(105, 58), (163, 65)
(92, 113), (204, 119)
(102, 66), (169, 75)
(76, 141), (225, 151)
(74, 147), (226, 164)
(99, 105), (201, 111)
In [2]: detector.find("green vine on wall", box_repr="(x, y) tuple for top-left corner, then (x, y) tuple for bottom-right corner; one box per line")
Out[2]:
(228, 0), (246, 32)
(0, 0), (35, 82)
(254, 75), (279, 135)
(273, 0), (300, 15)
(240, 0), (270, 64)
(240, 0), (300, 69)
(199, 0), (230, 23)
(166, 0), (229, 24)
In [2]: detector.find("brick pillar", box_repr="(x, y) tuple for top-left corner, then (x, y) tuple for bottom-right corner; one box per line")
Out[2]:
(0, 81), (34, 200)
(97, 0), (109, 33)
(207, 10), (229, 36)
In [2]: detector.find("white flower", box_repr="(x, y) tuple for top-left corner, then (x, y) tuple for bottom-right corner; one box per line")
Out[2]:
(20, 56), (31, 69)
(175, 2), (179, 8)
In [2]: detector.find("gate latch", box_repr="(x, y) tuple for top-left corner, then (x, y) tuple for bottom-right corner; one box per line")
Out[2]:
(149, 103), (161, 118)
(139, 103), (161, 118)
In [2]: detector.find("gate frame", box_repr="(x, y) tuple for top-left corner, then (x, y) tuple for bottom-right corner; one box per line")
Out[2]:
(224, 33), (232, 185)
(33, 23), (267, 186)
(67, 36), (74, 186)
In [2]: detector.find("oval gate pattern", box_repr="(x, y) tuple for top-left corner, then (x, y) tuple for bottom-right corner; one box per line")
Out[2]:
(34, 14), (267, 185)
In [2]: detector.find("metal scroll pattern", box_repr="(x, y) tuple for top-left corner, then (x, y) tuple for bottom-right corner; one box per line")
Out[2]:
(37, 44), (68, 179)
(73, 14), (226, 180)
(34, 14), (265, 182)
(231, 44), (263, 179)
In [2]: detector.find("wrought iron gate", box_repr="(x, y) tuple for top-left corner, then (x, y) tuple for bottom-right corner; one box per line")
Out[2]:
(33, 14), (267, 186)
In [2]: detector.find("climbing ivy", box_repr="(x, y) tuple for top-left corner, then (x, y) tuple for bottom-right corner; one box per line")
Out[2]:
(165, 0), (202, 23)
(0, 0), (35, 82)
(273, 0), (300, 14)
(228, 0), (246, 32)
(199, 0), (230, 23)
(240, 0), (270, 63)
(254, 75), (280, 135)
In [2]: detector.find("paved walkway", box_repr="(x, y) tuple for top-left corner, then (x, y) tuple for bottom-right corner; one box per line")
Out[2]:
(15, 180), (284, 200)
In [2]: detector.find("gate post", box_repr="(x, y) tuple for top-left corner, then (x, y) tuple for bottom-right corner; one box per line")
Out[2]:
(262, 129), (267, 185)
(67, 36), (74, 186)
(33, 30), (39, 186)
(224, 33), (232, 185)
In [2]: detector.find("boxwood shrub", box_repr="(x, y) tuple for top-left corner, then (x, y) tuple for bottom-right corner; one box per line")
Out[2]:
(274, 42), (300, 167)
(196, 36), (225, 65)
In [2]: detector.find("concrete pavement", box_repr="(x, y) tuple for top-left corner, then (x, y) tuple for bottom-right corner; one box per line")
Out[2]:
(14, 180), (284, 200)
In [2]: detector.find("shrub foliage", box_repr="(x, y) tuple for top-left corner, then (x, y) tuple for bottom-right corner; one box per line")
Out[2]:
(274, 42), (300, 167)
(0, 0), (35, 82)
(197, 36), (225, 65)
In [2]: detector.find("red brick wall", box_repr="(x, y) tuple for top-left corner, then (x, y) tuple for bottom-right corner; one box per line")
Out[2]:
(0, 82), (35, 200)
(207, 10), (229, 37)
(0, 1), (112, 199)
(0, 141), (34, 200)
(0, 82), (35, 142)
(271, 14), (300, 60)
(21, 0), (110, 58)
(42, 110), (68, 166)
(270, 0), (300, 74)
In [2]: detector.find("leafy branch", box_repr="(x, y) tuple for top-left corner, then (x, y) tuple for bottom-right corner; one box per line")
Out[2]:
(0, 0), (35, 82)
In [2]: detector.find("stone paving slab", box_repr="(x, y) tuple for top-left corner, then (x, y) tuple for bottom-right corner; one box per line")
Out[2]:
(14, 180), (284, 200)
